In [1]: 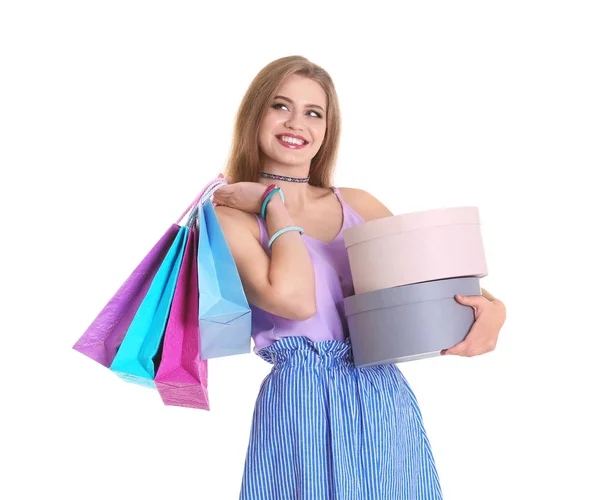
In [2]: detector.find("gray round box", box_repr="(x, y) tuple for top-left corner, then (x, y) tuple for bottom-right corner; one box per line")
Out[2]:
(344, 277), (481, 368)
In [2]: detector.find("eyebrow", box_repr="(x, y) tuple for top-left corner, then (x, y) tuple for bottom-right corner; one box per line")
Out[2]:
(273, 95), (325, 113)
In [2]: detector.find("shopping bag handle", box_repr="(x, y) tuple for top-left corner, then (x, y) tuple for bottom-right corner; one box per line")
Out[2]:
(176, 177), (228, 225)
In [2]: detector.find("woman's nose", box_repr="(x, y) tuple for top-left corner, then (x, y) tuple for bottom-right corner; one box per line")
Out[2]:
(285, 111), (304, 130)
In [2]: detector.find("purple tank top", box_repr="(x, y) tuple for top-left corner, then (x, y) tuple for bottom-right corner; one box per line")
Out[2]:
(250, 187), (365, 354)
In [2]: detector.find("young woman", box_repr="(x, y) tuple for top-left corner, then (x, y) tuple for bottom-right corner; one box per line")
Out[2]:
(213, 56), (506, 499)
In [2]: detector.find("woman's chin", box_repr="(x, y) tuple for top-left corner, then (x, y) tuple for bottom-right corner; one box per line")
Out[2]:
(267, 155), (310, 168)
(283, 148), (318, 163)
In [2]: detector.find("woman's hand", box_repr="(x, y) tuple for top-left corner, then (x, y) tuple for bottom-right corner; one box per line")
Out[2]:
(441, 289), (506, 357)
(212, 176), (267, 214)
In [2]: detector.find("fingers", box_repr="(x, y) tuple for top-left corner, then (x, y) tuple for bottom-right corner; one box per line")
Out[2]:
(442, 338), (495, 357)
(215, 184), (234, 195)
(212, 183), (236, 209)
(442, 294), (502, 358)
(454, 294), (487, 309)
(442, 340), (470, 356)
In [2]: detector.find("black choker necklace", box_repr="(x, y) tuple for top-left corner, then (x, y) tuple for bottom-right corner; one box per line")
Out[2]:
(259, 172), (310, 183)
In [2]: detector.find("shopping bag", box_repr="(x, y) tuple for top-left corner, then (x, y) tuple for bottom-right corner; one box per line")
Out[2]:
(197, 193), (252, 359)
(109, 226), (189, 387)
(72, 226), (180, 367)
(73, 178), (225, 369)
(155, 225), (210, 410)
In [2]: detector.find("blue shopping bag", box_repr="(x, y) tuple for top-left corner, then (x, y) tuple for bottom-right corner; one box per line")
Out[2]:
(197, 199), (252, 359)
(110, 226), (190, 387)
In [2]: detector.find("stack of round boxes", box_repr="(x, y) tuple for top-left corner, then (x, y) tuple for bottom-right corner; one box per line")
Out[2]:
(342, 206), (488, 368)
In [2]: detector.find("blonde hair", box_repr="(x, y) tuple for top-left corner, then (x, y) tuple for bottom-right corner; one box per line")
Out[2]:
(223, 55), (341, 188)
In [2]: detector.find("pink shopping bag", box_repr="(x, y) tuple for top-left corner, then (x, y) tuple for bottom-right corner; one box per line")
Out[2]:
(155, 225), (209, 410)
(154, 220), (209, 410)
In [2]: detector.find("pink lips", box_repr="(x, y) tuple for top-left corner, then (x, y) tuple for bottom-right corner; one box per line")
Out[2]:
(276, 135), (308, 149)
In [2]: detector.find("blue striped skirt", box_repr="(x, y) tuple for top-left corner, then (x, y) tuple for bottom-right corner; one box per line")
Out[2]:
(239, 336), (444, 499)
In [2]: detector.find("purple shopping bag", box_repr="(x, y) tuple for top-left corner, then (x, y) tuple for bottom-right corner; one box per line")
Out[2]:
(155, 226), (210, 410)
(72, 227), (179, 367)
(73, 177), (227, 369)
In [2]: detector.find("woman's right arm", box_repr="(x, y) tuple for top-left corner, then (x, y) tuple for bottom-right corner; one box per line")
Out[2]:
(214, 197), (316, 321)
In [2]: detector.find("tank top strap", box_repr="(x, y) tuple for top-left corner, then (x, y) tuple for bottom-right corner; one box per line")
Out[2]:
(331, 186), (366, 227)
(253, 213), (269, 250)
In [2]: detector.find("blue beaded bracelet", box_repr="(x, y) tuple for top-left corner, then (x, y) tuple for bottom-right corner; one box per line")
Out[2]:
(268, 226), (304, 249)
(260, 187), (285, 219)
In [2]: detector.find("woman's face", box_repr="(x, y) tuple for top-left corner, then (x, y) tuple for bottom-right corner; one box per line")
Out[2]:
(258, 74), (327, 169)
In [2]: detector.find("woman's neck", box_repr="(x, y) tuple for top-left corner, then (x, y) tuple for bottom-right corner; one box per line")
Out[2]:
(258, 161), (314, 213)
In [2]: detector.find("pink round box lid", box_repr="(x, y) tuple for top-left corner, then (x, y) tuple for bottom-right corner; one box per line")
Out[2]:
(343, 206), (481, 249)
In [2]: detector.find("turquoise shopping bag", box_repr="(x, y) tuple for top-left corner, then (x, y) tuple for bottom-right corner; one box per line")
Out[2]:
(197, 198), (252, 359)
(110, 226), (190, 387)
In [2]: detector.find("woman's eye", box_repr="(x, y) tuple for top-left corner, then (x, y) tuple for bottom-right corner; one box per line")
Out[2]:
(271, 103), (322, 118)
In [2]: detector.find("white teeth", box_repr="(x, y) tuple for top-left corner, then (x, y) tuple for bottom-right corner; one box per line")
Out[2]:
(280, 136), (305, 145)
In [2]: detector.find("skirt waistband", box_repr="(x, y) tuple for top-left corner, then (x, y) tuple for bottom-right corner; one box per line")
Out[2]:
(256, 336), (354, 368)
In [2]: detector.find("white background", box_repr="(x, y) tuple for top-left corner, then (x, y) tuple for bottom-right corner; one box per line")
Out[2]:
(1, 1), (598, 499)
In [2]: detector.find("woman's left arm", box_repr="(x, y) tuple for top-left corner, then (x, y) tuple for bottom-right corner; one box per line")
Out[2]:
(340, 187), (507, 358)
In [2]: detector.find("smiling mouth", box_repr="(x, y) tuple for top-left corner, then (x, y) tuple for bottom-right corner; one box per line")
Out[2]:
(276, 135), (308, 149)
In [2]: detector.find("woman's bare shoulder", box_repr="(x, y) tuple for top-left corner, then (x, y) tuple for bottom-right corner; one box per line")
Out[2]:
(337, 187), (394, 222)
(214, 205), (260, 241)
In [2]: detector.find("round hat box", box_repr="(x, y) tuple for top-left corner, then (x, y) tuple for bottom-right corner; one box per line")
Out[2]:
(344, 276), (481, 367)
(343, 206), (488, 295)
